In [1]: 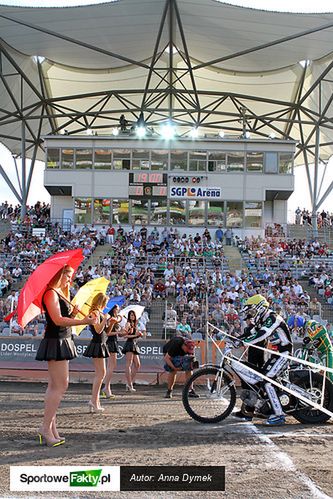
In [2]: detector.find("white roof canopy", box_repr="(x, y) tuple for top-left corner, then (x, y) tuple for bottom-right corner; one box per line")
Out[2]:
(0, 0), (333, 208)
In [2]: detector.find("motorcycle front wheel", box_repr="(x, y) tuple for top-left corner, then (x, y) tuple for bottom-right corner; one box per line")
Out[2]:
(182, 367), (236, 424)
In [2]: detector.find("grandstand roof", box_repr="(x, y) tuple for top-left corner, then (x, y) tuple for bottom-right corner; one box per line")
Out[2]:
(0, 0), (333, 206)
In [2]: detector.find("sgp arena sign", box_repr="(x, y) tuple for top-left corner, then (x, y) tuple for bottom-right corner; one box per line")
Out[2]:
(170, 186), (221, 198)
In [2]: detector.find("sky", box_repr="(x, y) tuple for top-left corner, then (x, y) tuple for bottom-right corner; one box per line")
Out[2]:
(0, 0), (332, 220)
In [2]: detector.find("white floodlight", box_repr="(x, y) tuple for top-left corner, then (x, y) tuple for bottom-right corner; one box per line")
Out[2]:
(299, 59), (312, 68)
(112, 127), (119, 136)
(164, 45), (178, 54)
(269, 132), (276, 139)
(32, 55), (45, 64)
(161, 123), (176, 140)
(244, 131), (251, 139)
(218, 130), (225, 138)
(136, 126), (147, 138)
(86, 128), (93, 135)
(189, 127), (199, 139)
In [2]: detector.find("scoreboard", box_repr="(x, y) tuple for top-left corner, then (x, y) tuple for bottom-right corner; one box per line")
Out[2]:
(129, 173), (168, 199)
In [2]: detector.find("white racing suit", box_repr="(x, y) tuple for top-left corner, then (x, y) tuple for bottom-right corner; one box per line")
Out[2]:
(233, 311), (292, 416)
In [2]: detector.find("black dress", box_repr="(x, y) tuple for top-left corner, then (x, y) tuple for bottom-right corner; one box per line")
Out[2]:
(36, 292), (77, 361)
(106, 321), (121, 354)
(122, 323), (140, 355)
(83, 316), (110, 359)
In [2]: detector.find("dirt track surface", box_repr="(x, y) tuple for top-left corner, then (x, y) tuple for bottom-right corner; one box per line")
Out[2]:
(0, 381), (332, 499)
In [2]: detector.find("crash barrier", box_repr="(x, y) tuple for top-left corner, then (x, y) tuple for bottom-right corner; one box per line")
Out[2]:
(0, 336), (215, 373)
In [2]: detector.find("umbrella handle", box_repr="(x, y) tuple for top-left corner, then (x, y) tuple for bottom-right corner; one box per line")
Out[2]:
(49, 289), (88, 318)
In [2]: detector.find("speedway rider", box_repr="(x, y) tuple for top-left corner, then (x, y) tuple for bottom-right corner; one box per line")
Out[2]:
(233, 294), (292, 425)
(303, 320), (333, 382)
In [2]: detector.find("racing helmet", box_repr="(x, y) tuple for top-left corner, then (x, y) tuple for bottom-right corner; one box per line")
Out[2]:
(241, 294), (269, 323)
(304, 319), (321, 340)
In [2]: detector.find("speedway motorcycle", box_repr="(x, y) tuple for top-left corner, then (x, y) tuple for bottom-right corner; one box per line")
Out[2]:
(182, 342), (333, 424)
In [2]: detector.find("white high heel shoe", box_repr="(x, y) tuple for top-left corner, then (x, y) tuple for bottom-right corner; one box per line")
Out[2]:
(88, 401), (105, 413)
(125, 384), (136, 392)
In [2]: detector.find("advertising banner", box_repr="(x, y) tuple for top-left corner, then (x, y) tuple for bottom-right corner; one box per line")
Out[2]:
(0, 337), (166, 372)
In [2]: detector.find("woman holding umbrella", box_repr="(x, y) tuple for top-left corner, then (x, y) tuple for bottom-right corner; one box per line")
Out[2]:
(101, 303), (123, 399)
(83, 292), (110, 413)
(36, 264), (97, 447)
(123, 310), (142, 392)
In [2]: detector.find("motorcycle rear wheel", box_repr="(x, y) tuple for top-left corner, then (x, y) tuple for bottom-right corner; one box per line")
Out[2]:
(290, 371), (333, 424)
(182, 367), (236, 424)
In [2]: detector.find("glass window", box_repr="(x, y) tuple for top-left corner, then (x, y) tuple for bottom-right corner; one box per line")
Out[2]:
(112, 199), (129, 225)
(131, 199), (149, 225)
(61, 149), (74, 169)
(75, 148), (93, 169)
(265, 152), (278, 173)
(46, 148), (60, 169)
(226, 201), (243, 227)
(244, 201), (262, 228)
(170, 150), (187, 171)
(132, 149), (150, 170)
(113, 149), (131, 170)
(207, 201), (225, 226)
(227, 152), (244, 172)
(151, 150), (168, 170)
(279, 153), (293, 174)
(208, 151), (226, 172)
(94, 149), (112, 169)
(94, 198), (110, 224)
(188, 200), (206, 226)
(150, 199), (168, 225)
(74, 198), (92, 224)
(247, 152), (263, 172)
(189, 151), (207, 171)
(169, 200), (186, 225)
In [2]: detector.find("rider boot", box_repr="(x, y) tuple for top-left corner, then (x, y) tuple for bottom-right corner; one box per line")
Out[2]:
(233, 402), (254, 421)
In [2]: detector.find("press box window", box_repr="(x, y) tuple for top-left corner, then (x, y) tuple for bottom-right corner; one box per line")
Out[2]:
(76, 148), (93, 169)
(74, 197), (92, 224)
(207, 201), (225, 226)
(151, 150), (168, 170)
(279, 153), (293, 174)
(246, 152), (263, 172)
(61, 149), (74, 169)
(94, 149), (112, 169)
(94, 198), (110, 224)
(46, 148), (60, 169)
(113, 149), (131, 170)
(189, 151), (207, 172)
(170, 151), (187, 171)
(244, 201), (262, 228)
(151, 199), (167, 225)
(132, 149), (150, 170)
(208, 152), (226, 172)
(112, 199), (129, 225)
(226, 201), (243, 227)
(169, 200), (186, 225)
(227, 152), (244, 172)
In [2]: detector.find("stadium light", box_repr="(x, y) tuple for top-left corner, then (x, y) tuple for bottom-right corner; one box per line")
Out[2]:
(112, 127), (119, 136)
(86, 128), (93, 135)
(136, 126), (147, 138)
(269, 132), (276, 139)
(160, 122), (176, 140)
(218, 130), (225, 139)
(32, 55), (45, 64)
(189, 127), (199, 139)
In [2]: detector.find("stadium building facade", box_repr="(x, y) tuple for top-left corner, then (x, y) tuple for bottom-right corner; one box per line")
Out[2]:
(44, 135), (295, 236)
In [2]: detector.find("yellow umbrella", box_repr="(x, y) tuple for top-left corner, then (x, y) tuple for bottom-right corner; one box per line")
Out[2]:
(72, 277), (110, 335)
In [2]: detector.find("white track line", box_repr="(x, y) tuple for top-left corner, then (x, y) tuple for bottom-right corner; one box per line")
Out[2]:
(248, 423), (331, 499)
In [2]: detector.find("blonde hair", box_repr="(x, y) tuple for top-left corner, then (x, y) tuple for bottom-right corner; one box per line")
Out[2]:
(47, 265), (74, 300)
(89, 293), (108, 313)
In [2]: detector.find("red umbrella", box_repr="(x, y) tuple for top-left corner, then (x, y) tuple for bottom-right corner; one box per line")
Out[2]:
(6, 249), (84, 327)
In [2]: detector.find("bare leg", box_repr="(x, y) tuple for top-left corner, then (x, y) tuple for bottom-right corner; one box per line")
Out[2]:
(91, 358), (106, 409)
(103, 354), (117, 396)
(39, 360), (69, 442)
(167, 370), (177, 391)
(125, 353), (134, 387)
(131, 355), (141, 384)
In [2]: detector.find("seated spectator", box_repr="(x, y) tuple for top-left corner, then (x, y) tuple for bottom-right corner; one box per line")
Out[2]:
(176, 317), (192, 339)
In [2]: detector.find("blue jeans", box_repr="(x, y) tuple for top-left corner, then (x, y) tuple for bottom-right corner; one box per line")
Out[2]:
(164, 355), (194, 372)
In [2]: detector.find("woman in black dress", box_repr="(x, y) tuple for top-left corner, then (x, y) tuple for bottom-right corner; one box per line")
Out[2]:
(123, 310), (142, 392)
(36, 265), (97, 447)
(83, 293), (110, 413)
(101, 304), (123, 399)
